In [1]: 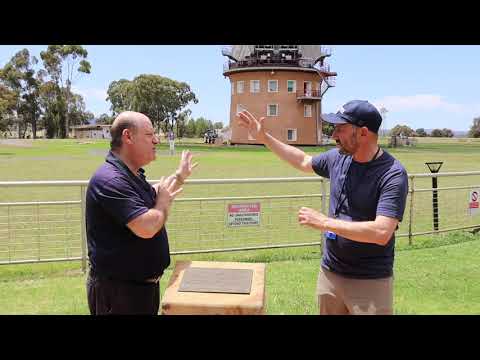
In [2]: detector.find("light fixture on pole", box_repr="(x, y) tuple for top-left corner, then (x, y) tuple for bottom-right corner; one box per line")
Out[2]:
(425, 161), (444, 231)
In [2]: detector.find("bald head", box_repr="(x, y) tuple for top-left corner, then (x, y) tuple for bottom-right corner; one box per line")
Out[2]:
(110, 111), (150, 151)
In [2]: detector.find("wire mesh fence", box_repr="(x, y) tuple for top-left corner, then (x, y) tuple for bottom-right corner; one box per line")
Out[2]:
(1, 172), (480, 270)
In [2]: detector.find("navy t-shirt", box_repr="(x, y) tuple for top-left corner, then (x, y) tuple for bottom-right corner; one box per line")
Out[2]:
(311, 148), (408, 279)
(86, 151), (170, 281)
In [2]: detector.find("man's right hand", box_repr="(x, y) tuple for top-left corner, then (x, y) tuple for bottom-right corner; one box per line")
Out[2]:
(237, 110), (267, 143)
(153, 175), (183, 214)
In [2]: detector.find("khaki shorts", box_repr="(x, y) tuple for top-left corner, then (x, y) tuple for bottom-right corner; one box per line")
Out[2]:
(316, 266), (393, 315)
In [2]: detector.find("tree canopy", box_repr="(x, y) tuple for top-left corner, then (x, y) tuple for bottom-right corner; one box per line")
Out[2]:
(390, 125), (416, 137)
(0, 46), (92, 139)
(106, 74), (198, 133)
(469, 117), (480, 138)
(415, 128), (427, 137)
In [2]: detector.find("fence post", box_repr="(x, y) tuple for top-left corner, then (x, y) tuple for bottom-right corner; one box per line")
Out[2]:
(408, 176), (415, 245)
(36, 203), (41, 261)
(80, 185), (87, 273)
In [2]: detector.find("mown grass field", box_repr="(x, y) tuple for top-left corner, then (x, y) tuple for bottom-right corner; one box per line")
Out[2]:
(1, 137), (480, 314)
(0, 232), (479, 314)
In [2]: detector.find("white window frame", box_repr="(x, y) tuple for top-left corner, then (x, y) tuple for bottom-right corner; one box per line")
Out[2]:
(236, 103), (247, 116)
(250, 80), (260, 93)
(237, 81), (244, 94)
(304, 104), (312, 117)
(287, 128), (297, 141)
(267, 104), (278, 116)
(287, 80), (296, 93)
(268, 80), (278, 93)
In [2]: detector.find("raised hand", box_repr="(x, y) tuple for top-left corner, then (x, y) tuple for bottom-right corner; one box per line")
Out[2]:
(237, 109), (267, 143)
(176, 150), (198, 181)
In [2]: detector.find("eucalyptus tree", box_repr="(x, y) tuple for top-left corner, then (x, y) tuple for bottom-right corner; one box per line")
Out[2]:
(40, 45), (91, 137)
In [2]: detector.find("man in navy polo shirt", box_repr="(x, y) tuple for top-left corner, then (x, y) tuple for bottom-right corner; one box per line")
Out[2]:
(86, 111), (197, 315)
(238, 100), (408, 315)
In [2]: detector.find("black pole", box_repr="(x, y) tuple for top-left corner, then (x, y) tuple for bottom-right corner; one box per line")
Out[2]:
(432, 176), (439, 231)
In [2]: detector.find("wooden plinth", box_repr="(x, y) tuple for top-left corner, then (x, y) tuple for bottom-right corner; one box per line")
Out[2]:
(161, 261), (266, 315)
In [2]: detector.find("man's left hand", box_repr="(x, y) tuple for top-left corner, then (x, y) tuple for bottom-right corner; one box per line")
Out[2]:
(176, 150), (198, 180)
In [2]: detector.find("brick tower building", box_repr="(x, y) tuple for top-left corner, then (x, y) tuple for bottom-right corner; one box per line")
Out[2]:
(222, 45), (337, 145)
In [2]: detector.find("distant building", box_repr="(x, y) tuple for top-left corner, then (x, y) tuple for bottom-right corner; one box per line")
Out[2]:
(218, 127), (232, 143)
(222, 45), (337, 145)
(70, 124), (111, 139)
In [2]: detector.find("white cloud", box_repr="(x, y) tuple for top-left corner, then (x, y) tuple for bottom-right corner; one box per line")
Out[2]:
(71, 86), (108, 102)
(367, 94), (480, 131)
(372, 94), (468, 113)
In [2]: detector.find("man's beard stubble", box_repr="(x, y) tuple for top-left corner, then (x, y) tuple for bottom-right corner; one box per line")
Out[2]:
(336, 140), (350, 155)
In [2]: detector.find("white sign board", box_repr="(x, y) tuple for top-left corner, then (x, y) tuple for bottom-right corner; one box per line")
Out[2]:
(468, 189), (479, 216)
(227, 203), (260, 227)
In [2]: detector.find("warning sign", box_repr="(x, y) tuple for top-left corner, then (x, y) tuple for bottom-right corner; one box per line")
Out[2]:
(468, 189), (479, 216)
(227, 203), (261, 227)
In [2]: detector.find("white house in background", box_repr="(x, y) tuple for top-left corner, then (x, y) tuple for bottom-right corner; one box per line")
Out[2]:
(218, 127), (232, 143)
(70, 124), (112, 139)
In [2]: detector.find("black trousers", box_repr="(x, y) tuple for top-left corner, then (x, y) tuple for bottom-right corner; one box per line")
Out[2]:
(86, 272), (160, 315)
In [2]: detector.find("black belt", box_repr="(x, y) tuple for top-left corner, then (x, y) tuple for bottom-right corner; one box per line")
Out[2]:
(89, 270), (161, 285)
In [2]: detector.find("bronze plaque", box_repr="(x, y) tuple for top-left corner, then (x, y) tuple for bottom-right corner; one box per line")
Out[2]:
(178, 267), (253, 294)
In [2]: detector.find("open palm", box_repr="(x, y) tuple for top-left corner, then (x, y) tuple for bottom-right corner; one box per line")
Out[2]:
(177, 150), (198, 179)
(237, 110), (266, 142)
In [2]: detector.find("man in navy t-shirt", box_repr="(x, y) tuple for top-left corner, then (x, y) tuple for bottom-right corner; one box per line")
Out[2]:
(238, 100), (408, 315)
(86, 111), (197, 315)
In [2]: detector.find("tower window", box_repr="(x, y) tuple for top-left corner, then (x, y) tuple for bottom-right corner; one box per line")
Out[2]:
(236, 103), (247, 116)
(287, 129), (297, 141)
(304, 104), (312, 117)
(267, 104), (278, 116)
(250, 80), (260, 93)
(268, 80), (278, 92)
(237, 81), (244, 94)
(287, 80), (296, 93)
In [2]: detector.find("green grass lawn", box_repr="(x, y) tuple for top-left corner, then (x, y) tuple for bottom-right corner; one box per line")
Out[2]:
(1, 232), (479, 314)
(1, 137), (480, 314)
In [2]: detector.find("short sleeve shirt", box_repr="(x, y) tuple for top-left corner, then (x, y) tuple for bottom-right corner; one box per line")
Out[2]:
(86, 151), (170, 281)
(311, 148), (408, 279)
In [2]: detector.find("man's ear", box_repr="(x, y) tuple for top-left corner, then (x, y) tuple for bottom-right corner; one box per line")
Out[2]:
(360, 127), (369, 136)
(122, 128), (134, 145)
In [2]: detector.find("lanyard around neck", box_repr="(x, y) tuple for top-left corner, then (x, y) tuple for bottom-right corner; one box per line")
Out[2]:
(333, 147), (381, 218)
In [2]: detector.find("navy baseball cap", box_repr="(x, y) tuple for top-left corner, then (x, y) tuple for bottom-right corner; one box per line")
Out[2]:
(322, 100), (382, 133)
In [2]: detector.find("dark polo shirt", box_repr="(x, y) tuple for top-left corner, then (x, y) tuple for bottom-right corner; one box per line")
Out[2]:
(86, 151), (170, 282)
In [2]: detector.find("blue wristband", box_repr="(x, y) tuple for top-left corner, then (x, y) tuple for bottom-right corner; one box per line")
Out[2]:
(325, 231), (337, 240)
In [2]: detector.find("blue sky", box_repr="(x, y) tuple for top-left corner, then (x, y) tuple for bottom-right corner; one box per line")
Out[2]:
(1, 45), (479, 131)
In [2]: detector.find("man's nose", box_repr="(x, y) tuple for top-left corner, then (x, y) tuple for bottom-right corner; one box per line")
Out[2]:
(332, 128), (339, 139)
(153, 134), (159, 144)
